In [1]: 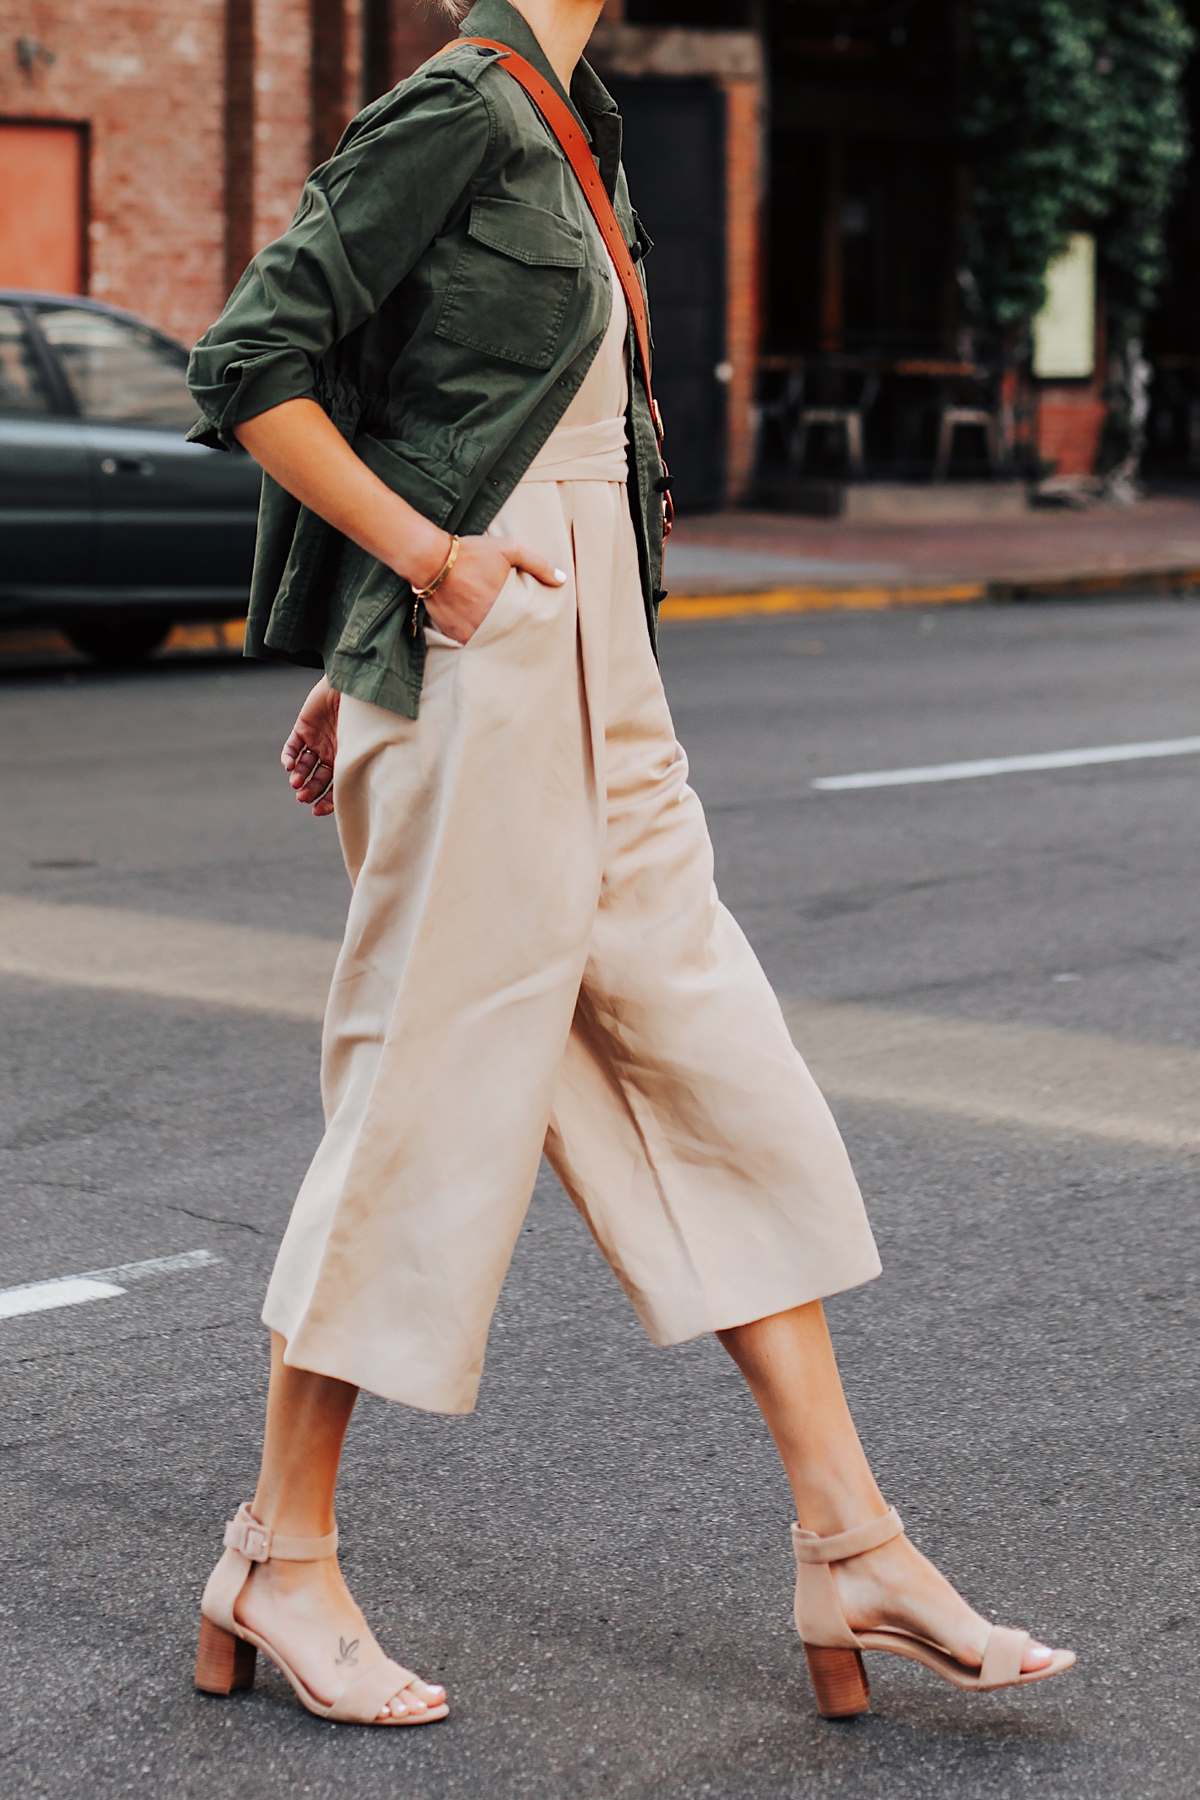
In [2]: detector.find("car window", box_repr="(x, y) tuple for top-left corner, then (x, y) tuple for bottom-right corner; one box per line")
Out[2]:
(35, 306), (197, 428)
(0, 303), (53, 416)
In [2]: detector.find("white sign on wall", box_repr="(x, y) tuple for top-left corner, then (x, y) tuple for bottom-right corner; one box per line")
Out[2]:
(1033, 233), (1096, 379)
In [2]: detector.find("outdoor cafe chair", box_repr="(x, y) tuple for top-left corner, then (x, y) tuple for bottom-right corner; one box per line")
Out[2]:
(792, 367), (881, 478)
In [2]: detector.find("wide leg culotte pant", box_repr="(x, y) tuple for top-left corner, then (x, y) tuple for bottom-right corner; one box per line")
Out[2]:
(263, 300), (880, 1413)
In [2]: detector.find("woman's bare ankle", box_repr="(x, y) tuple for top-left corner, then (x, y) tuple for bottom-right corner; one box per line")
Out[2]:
(793, 1486), (889, 1540)
(247, 1491), (336, 1538)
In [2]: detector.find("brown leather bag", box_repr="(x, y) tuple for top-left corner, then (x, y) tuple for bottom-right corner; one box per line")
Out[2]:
(441, 37), (673, 536)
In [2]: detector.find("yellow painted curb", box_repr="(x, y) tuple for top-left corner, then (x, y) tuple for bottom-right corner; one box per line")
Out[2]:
(659, 583), (986, 622)
(165, 618), (247, 651)
(992, 565), (1200, 600)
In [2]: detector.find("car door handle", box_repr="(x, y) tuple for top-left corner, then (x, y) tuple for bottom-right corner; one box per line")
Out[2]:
(100, 456), (155, 476)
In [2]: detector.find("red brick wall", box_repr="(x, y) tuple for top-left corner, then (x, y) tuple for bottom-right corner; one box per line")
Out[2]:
(0, 0), (365, 346)
(390, 0), (451, 80)
(721, 75), (762, 503)
(0, 0), (229, 345)
(313, 0), (362, 163)
(1036, 385), (1108, 477)
(252, 0), (318, 252)
(0, 0), (762, 504)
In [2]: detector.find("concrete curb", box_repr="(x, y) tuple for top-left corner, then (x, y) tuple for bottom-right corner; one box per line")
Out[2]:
(660, 564), (1200, 622)
(6, 566), (1200, 663)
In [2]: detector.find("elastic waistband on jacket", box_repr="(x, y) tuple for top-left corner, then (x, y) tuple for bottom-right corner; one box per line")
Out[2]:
(522, 416), (628, 483)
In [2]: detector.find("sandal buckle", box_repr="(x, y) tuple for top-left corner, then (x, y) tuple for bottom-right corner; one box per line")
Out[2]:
(224, 1511), (272, 1562)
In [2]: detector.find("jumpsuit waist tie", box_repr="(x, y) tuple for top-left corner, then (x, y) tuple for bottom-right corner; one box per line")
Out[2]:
(521, 416), (628, 483)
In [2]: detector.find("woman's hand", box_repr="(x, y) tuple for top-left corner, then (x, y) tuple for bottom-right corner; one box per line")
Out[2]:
(232, 401), (565, 652)
(422, 535), (566, 644)
(281, 676), (340, 818)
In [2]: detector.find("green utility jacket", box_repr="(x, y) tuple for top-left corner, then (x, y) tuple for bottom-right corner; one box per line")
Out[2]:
(186, 0), (666, 718)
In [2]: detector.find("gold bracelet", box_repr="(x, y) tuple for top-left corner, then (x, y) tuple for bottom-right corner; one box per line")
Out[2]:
(411, 534), (460, 603)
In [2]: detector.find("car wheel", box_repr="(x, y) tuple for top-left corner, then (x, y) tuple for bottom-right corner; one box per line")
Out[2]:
(64, 618), (172, 666)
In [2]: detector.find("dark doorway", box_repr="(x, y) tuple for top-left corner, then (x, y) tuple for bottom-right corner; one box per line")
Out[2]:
(609, 77), (727, 509)
(769, 132), (957, 356)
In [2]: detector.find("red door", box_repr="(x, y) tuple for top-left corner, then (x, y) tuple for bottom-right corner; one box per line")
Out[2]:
(0, 123), (85, 293)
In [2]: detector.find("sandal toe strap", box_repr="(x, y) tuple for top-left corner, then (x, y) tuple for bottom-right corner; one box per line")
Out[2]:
(327, 1656), (421, 1722)
(979, 1625), (1030, 1688)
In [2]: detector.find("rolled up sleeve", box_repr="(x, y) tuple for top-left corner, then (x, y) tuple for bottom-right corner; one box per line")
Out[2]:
(187, 70), (493, 449)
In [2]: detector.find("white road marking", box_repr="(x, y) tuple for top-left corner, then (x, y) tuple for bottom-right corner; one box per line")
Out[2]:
(812, 734), (1200, 790)
(0, 1248), (218, 1322)
(0, 1277), (126, 1319)
(87, 1248), (219, 1284)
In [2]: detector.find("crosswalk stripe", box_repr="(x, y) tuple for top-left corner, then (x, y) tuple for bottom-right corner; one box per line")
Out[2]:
(2, 896), (1196, 1152)
(0, 894), (335, 1019)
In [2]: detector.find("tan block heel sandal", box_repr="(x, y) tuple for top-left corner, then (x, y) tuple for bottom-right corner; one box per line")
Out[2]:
(792, 1508), (1076, 1718)
(195, 1503), (449, 1726)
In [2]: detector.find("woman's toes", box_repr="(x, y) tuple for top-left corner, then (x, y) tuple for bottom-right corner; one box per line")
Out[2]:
(375, 1679), (446, 1719)
(1023, 1641), (1054, 1672)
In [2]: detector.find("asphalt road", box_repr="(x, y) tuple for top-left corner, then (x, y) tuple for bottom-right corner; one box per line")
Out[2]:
(2, 596), (1198, 1799)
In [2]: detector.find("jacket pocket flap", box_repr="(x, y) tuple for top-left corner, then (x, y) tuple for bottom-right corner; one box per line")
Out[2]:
(468, 196), (586, 268)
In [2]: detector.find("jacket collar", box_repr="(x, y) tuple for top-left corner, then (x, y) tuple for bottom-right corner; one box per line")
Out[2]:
(459, 0), (620, 142)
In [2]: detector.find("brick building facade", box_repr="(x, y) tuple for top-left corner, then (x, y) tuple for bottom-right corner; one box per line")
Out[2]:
(0, 0), (357, 347)
(0, 0), (763, 499)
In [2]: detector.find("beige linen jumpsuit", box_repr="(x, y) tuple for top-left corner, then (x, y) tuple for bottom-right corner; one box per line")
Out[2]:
(263, 253), (881, 1413)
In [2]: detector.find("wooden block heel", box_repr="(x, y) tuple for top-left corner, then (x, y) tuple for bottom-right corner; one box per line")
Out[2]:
(195, 1503), (449, 1724)
(195, 1612), (258, 1695)
(791, 1507), (1076, 1714)
(804, 1644), (871, 1718)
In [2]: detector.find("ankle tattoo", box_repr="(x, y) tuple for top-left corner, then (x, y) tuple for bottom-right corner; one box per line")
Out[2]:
(335, 1636), (360, 1666)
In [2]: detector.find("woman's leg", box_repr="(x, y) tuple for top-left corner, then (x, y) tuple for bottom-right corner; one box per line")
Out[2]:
(232, 1333), (446, 1718)
(252, 1331), (356, 1535)
(719, 1302), (1053, 1673)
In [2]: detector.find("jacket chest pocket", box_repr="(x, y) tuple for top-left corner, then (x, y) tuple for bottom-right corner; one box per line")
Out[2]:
(436, 196), (586, 371)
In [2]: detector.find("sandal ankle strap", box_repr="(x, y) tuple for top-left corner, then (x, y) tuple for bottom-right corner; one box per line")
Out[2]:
(792, 1506), (903, 1565)
(223, 1501), (339, 1564)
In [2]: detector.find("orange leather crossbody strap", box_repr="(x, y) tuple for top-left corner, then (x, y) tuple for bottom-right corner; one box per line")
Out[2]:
(435, 37), (672, 532)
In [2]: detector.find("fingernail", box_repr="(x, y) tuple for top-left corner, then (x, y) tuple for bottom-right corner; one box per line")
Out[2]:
(554, 568), (567, 583)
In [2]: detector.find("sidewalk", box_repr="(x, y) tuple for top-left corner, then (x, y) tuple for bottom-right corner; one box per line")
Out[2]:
(5, 491), (1200, 670)
(660, 488), (1200, 619)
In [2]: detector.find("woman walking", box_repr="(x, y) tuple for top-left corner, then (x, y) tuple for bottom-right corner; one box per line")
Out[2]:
(187, 0), (1074, 1728)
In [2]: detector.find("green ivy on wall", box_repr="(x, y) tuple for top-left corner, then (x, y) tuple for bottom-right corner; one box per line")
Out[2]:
(963, 1), (1194, 342)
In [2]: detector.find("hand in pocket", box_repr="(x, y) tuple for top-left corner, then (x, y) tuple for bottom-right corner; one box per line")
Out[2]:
(424, 537), (565, 644)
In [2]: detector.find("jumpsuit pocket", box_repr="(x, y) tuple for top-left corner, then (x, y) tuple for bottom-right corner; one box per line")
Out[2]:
(460, 565), (526, 651)
(436, 197), (586, 371)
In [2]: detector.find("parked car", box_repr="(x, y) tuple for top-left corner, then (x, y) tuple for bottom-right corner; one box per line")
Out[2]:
(0, 290), (260, 663)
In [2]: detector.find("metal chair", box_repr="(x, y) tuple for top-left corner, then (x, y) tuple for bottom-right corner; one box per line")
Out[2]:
(928, 368), (1007, 480)
(754, 359), (807, 471)
(933, 402), (1002, 480)
(793, 370), (880, 477)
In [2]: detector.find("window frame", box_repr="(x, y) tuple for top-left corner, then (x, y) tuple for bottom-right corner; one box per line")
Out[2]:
(18, 297), (194, 427)
(0, 297), (75, 417)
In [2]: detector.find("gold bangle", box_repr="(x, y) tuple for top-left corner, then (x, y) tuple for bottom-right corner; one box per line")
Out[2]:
(411, 534), (460, 602)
